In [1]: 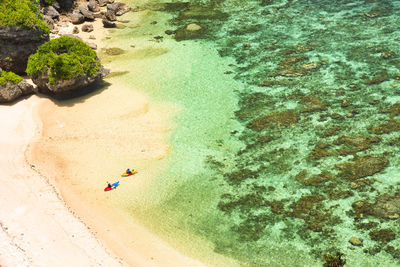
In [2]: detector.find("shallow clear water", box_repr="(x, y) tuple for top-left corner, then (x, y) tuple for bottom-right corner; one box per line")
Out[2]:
(103, 0), (400, 265)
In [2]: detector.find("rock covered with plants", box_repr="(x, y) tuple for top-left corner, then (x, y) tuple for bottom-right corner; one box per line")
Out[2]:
(26, 36), (109, 96)
(0, 69), (34, 103)
(0, 0), (49, 74)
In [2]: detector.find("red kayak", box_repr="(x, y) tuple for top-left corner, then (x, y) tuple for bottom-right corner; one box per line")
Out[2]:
(104, 181), (120, 191)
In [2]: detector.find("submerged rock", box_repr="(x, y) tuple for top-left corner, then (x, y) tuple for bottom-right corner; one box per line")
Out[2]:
(308, 143), (333, 161)
(334, 136), (380, 155)
(369, 120), (400, 134)
(336, 156), (389, 180)
(107, 2), (131, 16)
(186, 23), (202, 31)
(369, 229), (396, 243)
(297, 171), (335, 186)
(102, 19), (116, 28)
(106, 10), (116, 21)
(247, 110), (299, 130)
(371, 192), (400, 220)
(352, 192), (400, 220)
(175, 23), (206, 41)
(382, 102), (400, 117)
(301, 95), (327, 113)
(349, 237), (363, 246)
(105, 47), (125, 55)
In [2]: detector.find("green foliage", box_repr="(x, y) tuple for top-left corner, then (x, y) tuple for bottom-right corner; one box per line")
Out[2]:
(42, 0), (56, 5)
(26, 36), (101, 84)
(0, 0), (49, 33)
(0, 71), (23, 86)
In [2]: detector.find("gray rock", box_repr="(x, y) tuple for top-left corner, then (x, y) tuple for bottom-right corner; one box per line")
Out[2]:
(349, 237), (363, 246)
(79, 6), (95, 21)
(105, 10), (116, 21)
(88, 0), (100, 12)
(44, 6), (60, 19)
(72, 26), (79, 34)
(116, 4), (131, 16)
(174, 23), (206, 41)
(43, 15), (55, 30)
(70, 12), (85, 24)
(81, 24), (94, 32)
(32, 65), (109, 96)
(93, 12), (106, 19)
(102, 19), (116, 28)
(57, 0), (74, 11)
(107, 2), (131, 16)
(97, 0), (108, 7)
(0, 80), (34, 103)
(86, 42), (97, 50)
(186, 23), (202, 31)
(0, 26), (49, 74)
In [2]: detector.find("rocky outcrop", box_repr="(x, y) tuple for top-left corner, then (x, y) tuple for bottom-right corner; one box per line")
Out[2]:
(98, 0), (114, 7)
(32, 65), (109, 97)
(79, 6), (95, 21)
(70, 11), (85, 24)
(82, 24), (94, 32)
(0, 80), (34, 103)
(88, 0), (100, 12)
(57, 0), (74, 11)
(0, 26), (49, 74)
(102, 19), (116, 28)
(107, 2), (131, 16)
(105, 10), (116, 21)
(44, 6), (60, 20)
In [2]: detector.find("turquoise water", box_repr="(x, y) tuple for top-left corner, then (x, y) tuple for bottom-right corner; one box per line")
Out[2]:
(104, 0), (400, 266)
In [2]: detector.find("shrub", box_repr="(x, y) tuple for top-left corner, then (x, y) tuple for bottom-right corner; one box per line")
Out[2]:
(26, 36), (101, 84)
(0, 71), (23, 86)
(42, 0), (56, 5)
(0, 0), (49, 33)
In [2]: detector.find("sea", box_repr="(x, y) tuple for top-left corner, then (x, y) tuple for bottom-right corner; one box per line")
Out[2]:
(100, 0), (400, 265)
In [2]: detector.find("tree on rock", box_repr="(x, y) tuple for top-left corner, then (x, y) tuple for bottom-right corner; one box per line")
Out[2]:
(0, 0), (49, 73)
(26, 36), (109, 97)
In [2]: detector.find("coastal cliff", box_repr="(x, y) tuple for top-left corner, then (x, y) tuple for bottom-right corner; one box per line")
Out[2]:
(0, 1), (49, 74)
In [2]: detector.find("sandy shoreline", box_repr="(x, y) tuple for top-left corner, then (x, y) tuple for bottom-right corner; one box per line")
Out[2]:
(27, 83), (206, 266)
(0, 96), (124, 267)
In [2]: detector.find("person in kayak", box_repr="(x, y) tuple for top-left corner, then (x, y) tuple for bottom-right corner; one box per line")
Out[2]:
(126, 168), (132, 174)
(107, 182), (112, 188)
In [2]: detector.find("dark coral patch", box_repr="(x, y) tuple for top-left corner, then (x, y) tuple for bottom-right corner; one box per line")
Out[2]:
(336, 156), (389, 180)
(247, 110), (299, 130)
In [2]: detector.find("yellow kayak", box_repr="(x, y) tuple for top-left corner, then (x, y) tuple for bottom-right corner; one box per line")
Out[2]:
(121, 169), (138, 177)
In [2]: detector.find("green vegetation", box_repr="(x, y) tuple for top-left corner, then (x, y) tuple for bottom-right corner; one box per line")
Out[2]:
(26, 36), (100, 84)
(0, 71), (23, 86)
(0, 0), (49, 33)
(42, 0), (55, 5)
